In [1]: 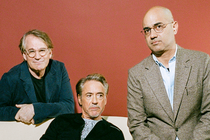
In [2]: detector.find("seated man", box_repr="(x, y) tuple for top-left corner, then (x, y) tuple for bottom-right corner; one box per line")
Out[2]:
(40, 73), (125, 140)
(0, 29), (74, 124)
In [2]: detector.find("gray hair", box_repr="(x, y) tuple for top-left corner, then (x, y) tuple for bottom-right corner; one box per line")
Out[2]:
(18, 29), (53, 53)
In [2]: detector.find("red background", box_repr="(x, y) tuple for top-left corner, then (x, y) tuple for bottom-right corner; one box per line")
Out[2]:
(1, 0), (210, 116)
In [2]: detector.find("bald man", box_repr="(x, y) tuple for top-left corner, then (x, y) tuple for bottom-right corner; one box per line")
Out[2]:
(127, 6), (210, 140)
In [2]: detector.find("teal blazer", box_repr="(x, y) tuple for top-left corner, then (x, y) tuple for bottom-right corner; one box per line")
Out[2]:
(0, 59), (74, 124)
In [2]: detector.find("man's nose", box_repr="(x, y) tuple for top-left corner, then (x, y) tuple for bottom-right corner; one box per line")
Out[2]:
(150, 28), (158, 39)
(92, 95), (98, 104)
(34, 51), (41, 59)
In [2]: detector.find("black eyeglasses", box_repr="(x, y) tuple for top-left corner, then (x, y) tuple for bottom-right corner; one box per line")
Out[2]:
(24, 48), (49, 58)
(141, 22), (174, 36)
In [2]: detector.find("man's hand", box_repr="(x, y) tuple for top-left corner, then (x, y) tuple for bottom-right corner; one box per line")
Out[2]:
(15, 104), (35, 124)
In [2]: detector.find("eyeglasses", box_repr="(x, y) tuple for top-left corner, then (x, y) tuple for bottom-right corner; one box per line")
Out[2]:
(24, 48), (49, 58)
(141, 22), (174, 36)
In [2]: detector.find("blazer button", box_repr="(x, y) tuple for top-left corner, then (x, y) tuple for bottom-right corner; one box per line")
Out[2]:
(175, 128), (178, 131)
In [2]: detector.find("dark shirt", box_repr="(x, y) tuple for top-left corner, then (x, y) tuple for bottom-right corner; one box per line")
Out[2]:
(30, 61), (51, 103)
(31, 75), (46, 103)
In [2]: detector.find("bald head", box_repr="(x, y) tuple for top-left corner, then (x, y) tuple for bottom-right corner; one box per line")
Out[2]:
(143, 6), (174, 27)
(141, 6), (178, 58)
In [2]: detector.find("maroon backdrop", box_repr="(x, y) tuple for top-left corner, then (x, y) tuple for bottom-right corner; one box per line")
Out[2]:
(0, 0), (210, 116)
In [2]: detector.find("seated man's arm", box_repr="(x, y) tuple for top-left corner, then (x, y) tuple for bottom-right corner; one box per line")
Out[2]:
(0, 74), (35, 124)
(0, 74), (19, 121)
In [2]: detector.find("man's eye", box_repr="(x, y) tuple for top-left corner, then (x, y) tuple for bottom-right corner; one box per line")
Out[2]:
(156, 24), (163, 29)
(97, 94), (104, 99)
(40, 49), (46, 52)
(28, 50), (35, 53)
(144, 29), (150, 33)
(87, 94), (91, 97)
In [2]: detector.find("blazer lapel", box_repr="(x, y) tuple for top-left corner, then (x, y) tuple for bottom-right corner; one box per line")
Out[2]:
(173, 46), (191, 120)
(20, 62), (37, 103)
(144, 56), (174, 121)
(44, 61), (56, 102)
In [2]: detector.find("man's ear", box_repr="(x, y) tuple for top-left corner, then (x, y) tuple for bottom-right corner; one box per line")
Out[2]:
(105, 94), (107, 105)
(173, 21), (178, 35)
(49, 49), (53, 58)
(23, 53), (27, 61)
(78, 95), (82, 106)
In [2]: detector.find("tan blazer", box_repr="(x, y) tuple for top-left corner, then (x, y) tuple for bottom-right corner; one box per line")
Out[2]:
(127, 46), (210, 140)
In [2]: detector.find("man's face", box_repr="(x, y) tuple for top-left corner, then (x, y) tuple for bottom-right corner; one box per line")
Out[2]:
(23, 35), (52, 76)
(78, 80), (107, 120)
(142, 9), (177, 55)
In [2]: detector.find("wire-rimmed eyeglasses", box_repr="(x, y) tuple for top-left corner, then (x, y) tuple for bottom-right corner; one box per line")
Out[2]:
(141, 22), (174, 36)
(24, 48), (49, 58)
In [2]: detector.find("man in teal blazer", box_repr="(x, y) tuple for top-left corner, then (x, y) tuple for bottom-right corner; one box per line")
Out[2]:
(127, 6), (210, 139)
(0, 29), (74, 124)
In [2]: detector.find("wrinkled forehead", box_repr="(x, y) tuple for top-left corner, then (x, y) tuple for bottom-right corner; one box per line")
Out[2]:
(24, 35), (48, 50)
(82, 80), (106, 94)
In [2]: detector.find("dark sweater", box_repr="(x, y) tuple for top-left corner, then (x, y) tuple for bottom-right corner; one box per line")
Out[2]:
(40, 113), (125, 140)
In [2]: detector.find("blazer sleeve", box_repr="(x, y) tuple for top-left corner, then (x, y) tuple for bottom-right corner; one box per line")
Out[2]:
(127, 69), (160, 140)
(193, 55), (210, 139)
(33, 62), (75, 124)
(0, 73), (19, 121)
